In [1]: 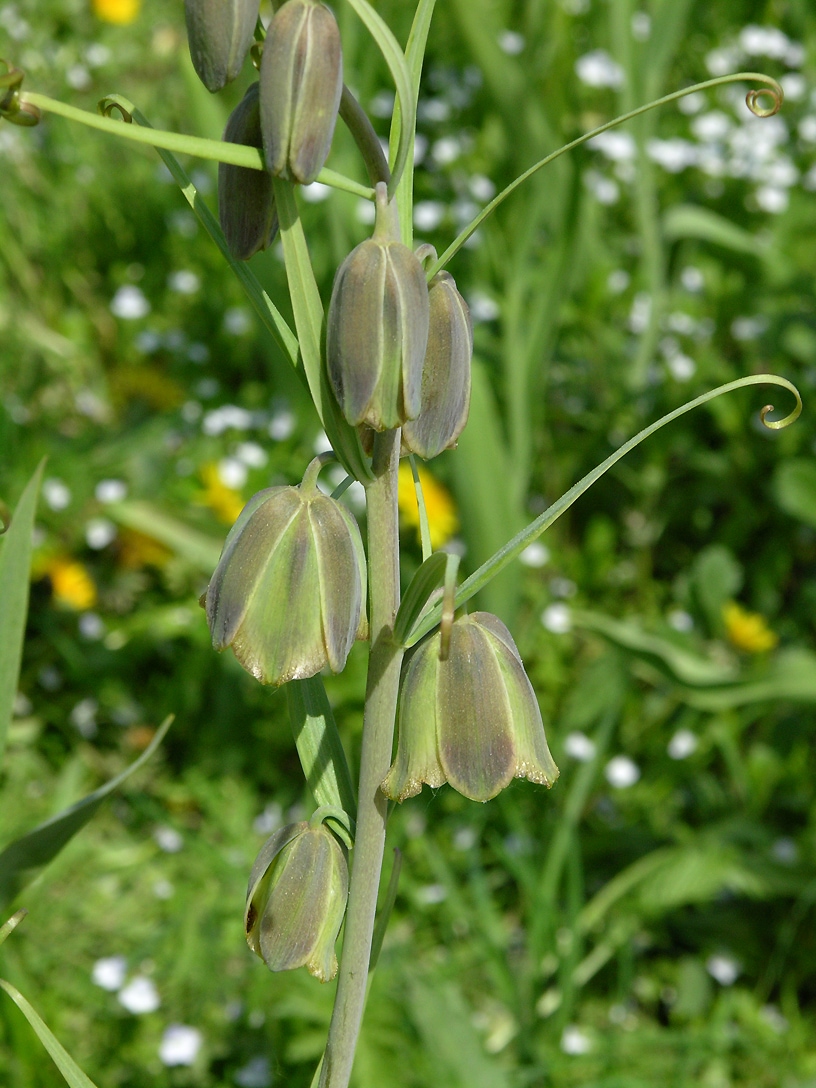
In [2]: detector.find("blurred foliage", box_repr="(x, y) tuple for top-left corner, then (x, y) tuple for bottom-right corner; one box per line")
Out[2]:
(2, 0), (816, 1085)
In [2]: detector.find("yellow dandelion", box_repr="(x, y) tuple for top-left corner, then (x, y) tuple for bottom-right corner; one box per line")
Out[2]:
(47, 557), (98, 610)
(397, 462), (459, 550)
(92, 0), (141, 24)
(117, 528), (172, 570)
(195, 462), (245, 525)
(723, 601), (778, 654)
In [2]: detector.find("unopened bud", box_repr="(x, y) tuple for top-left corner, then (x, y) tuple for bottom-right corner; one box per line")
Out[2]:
(219, 83), (278, 261)
(402, 271), (472, 459)
(245, 820), (349, 982)
(259, 0), (343, 185)
(205, 459), (367, 686)
(327, 186), (430, 431)
(184, 0), (260, 93)
(382, 612), (559, 803)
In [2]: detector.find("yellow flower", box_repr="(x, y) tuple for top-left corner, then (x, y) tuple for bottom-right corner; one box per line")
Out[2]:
(46, 557), (98, 610)
(723, 601), (778, 654)
(195, 462), (245, 525)
(92, 0), (141, 24)
(397, 462), (459, 549)
(117, 528), (172, 570)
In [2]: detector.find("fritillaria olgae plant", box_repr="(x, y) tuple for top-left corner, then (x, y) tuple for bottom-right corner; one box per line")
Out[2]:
(0, 1), (802, 1085)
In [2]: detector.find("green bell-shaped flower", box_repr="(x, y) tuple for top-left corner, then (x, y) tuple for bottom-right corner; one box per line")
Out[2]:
(219, 83), (278, 261)
(259, 0), (343, 185)
(184, 0), (260, 93)
(245, 819), (349, 982)
(402, 270), (472, 460)
(327, 184), (430, 431)
(205, 458), (366, 686)
(382, 612), (559, 803)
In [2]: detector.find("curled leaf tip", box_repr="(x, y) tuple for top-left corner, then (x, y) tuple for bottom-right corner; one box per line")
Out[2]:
(746, 83), (783, 118)
(0, 61), (40, 126)
(98, 95), (133, 123)
(759, 385), (802, 430)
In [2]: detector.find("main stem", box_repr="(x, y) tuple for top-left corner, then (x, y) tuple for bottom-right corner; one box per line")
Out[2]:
(320, 430), (403, 1088)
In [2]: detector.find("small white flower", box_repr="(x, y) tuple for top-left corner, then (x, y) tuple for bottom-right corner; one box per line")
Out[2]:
(235, 442), (268, 469)
(313, 430), (332, 455)
(416, 883), (447, 905)
(432, 136), (462, 165)
(498, 30), (525, 55)
(668, 729), (698, 759)
(519, 542), (550, 568)
(564, 731), (596, 762)
(110, 285), (150, 320)
(355, 198), (376, 225)
(217, 458), (248, 489)
(706, 954), (739, 986)
(66, 65), (91, 90)
(159, 1024), (202, 1067)
(680, 266), (704, 293)
(772, 838), (798, 864)
(413, 201), (446, 231)
(667, 354), (696, 382)
(760, 1004), (789, 1034)
(691, 110), (731, 143)
(739, 25), (790, 60)
(70, 697), (98, 738)
(153, 826), (183, 853)
(223, 307), (251, 336)
(85, 518), (117, 550)
(583, 169), (619, 205)
(95, 479), (127, 504)
(235, 1055), (272, 1088)
(43, 478), (71, 511)
(575, 50), (624, 89)
(301, 182), (331, 203)
(268, 409), (296, 441)
(469, 174), (496, 201)
(647, 138), (698, 173)
(118, 976), (160, 1014)
(168, 270), (200, 295)
(78, 613), (105, 641)
(631, 12), (651, 40)
(779, 73), (806, 101)
(589, 130), (636, 162)
(561, 1025), (592, 1054)
(608, 269), (631, 294)
(467, 293), (500, 323)
(731, 315), (767, 341)
(604, 755), (640, 788)
(92, 956), (127, 991)
(253, 803), (283, 836)
(629, 292), (652, 334)
(453, 826), (477, 851)
(541, 603), (571, 634)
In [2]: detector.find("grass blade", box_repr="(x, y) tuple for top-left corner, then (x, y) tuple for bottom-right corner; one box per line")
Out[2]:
(0, 460), (44, 769)
(0, 979), (100, 1088)
(0, 716), (173, 908)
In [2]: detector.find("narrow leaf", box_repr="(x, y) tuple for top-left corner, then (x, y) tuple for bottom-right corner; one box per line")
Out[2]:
(0, 979), (100, 1088)
(0, 716), (173, 908)
(394, 552), (447, 646)
(571, 609), (740, 686)
(343, 0), (415, 198)
(106, 501), (223, 573)
(393, 0), (438, 241)
(663, 204), (769, 258)
(0, 908), (27, 947)
(427, 72), (784, 278)
(287, 679), (357, 823)
(0, 460), (44, 768)
(407, 375), (801, 645)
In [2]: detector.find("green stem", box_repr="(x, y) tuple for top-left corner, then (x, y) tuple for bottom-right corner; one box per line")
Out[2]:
(319, 430), (403, 1088)
(20, 91), (374, 200)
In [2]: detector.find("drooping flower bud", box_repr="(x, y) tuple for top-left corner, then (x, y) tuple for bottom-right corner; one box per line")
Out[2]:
(245, 820), (349, 982)
(382, 612), (559, 803)
(184, 0), (260, 93)
(219, 83), (278, 261)
(327, 184), (430, 431)
(402, 270), (473, 459)
(259, 0), (343, 185)
(205, 458), (367, 686)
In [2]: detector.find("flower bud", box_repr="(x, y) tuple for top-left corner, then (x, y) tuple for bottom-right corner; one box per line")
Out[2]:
(245, 821), (349, 982)
(382, 612), (559, 803)
(219, 83), (278, 261)
(402, 271), (472, 459)
(205, 463), (366, 686)
(327, 188), (430, 431)
(259, 0), (343, 185)
(184, 0), (260, 93)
